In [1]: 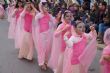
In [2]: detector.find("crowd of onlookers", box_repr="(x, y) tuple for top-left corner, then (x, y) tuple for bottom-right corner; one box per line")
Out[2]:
(0, 0), (110, 44)
(47, 0), (110, 44)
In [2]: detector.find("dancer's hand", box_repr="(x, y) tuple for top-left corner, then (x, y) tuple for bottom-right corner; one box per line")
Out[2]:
(31, 3), (34, 9)
(64, 31), (70, 36)
(62, 25), (71, 32)
(90, 25), (97, 37)
(56, 11), (62, 21)
(64, 31), (70, 41)
(104, 55), (110, 61)
(15, 9), (18, 13)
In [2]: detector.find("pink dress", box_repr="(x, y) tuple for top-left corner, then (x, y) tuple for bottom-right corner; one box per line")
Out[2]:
(100, 45), (110, 73)
(39, 13), (50, 32)
(24, 12), (33, 33)
(18, 11), (34, 60)
(7, 5), (15, 22)
(14, 9), (25, 49)
(62, 32), (97, 73)
(0, 4), (4, 18)
(100, 28), (110, 73)
(33, 13), (55, 66)
(71, 36), (87, 65)
(48, 23), (71, 71)
(8, 8), (23, 39)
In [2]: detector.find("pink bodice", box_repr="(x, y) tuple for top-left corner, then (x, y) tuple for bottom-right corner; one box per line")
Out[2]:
(100, 45), (110, 73)
(24, 12), (33, 33)
(61, 24), (71, 52)
(39, 14), (50, 33)
(71, 36), (87, 65)
(103, 45), (110, 55)
(16, 8), (23, 21)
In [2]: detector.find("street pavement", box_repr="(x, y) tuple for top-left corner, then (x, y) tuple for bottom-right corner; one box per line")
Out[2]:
(0, 19), (103, 73)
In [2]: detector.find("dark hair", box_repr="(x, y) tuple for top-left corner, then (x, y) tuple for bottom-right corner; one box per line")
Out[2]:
(100, 1), (107, 7)
(68, 4), (74, 8)
(61, 2), (67, 8)
(72, 21), (84, 28)
(26, 2), (33, 10)
(42, 2), (49, 7)
(92, 2), (98, 10)
(15, 1), (23, 8)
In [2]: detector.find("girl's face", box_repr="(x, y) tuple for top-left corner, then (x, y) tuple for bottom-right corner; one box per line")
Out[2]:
(99, 3), (103, 9)
(92, 5), (95, 10)
(42, 4), (49, 13)
(99, 3), (106, 10)
(26, 3), (32, 11)
(18, 2), (22, 7)
(64, 12), (72, 23)
(75, 22), (85, 35)
(69, 6), (74, 11)
(74, 5), (79, 11)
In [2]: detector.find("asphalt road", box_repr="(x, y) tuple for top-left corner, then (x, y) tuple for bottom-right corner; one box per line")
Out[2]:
(0, 19), (103, 73)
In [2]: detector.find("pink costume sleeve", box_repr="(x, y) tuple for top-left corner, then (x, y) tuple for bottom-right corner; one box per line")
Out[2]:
(78, 31), (97, 73)
(100, 28), (110, 73)
(33, 13), (54, 65)
(14, 10), (25, 48)
(62, 47), (73, 73)
(85, 30), (97, 39)
(12, 9), (18, 17)
(54, 24), (64, 37)
(32, 13), (43, 48)
(7, 6), (14, 22)
(54, 23), (71, 37)
(20, 9), (26, 18)
(8, 8), (18, 39)
(103, 28), (110, 45)
(47, 24), (64, 71)
(0, 4), (4, 16)
(49, 14), (58, 28)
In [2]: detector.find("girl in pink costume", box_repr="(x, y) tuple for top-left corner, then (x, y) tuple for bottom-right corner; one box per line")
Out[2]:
(7, 3), (15, 22)
(100, 28), (110, 73)
(7, 0), (16, 22)
(8, 1), (23, 39)
(33, 0), (60, 70)
(0, 3), (4, 19)
(18, 2), (37, 61)
(48, 10), (73, 73)
(62, 21), (97, 73)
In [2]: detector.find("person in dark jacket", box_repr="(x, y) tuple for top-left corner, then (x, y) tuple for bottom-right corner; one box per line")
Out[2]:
(94, 1), (107, 32)
(98, 5), (110, 43)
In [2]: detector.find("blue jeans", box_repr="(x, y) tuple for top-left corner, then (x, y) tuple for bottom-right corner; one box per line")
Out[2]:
(99, 23), (110, 33)
(77, 0), (83, 5)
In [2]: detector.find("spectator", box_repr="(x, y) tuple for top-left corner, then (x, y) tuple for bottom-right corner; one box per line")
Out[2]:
(95, 1), (107, 32)
(89, 2), (98, 23)
(98, 5), (110, 43)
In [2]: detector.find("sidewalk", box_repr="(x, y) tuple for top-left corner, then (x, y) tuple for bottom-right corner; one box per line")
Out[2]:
(97, 43), (105, 50)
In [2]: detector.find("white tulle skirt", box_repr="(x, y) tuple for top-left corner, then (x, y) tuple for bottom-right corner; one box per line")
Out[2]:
(18, 31), (34, 60)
